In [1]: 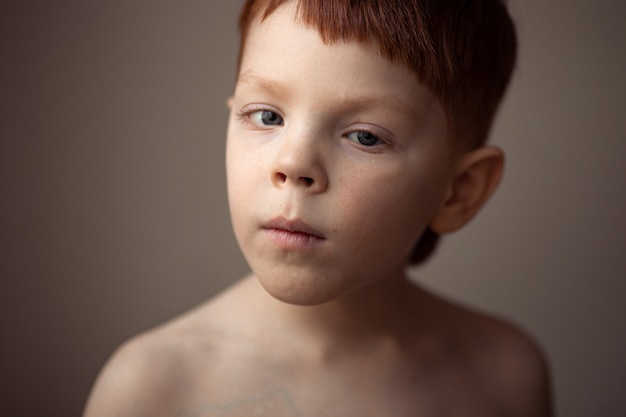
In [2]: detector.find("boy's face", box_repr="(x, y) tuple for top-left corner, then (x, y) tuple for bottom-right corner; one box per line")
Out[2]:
(227, 1), (456, 305)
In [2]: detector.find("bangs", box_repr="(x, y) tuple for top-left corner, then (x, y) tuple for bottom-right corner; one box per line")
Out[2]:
(240, 0), (442, 86)
(295, 0), (440, 83)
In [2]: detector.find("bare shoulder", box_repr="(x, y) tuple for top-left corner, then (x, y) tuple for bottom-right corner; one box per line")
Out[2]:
(418, 289), (553, 417)
(82, 313), (204, 416)
(473, 313), (552, 416)
(82, 331), (174, 416)
(82, 283), (245, 417)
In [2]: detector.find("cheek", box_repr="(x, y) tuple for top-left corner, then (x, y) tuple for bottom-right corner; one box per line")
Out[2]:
(337, 160), (449, 264)
(226, 127), (261, 196)
(226, 135), (257, 232)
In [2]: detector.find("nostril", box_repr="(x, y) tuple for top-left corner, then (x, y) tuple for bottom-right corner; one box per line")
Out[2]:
(273, 172), (316, 187)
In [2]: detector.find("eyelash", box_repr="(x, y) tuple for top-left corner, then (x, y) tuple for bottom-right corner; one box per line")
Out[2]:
(236, 107), (390, 148)
(236, 107), (283, 130)
(343, 130), (386, 147)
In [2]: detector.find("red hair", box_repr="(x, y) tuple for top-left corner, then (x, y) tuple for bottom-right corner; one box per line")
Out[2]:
(236, 0), (517, 264)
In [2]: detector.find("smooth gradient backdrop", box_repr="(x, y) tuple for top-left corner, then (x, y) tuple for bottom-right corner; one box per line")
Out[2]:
(1, 1), (625, 416)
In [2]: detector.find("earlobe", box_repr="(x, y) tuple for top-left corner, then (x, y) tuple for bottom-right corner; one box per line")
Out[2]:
(430, 146), (504, 234)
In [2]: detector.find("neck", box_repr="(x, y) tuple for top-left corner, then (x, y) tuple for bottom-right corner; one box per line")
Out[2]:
(244, 268), (429, 356)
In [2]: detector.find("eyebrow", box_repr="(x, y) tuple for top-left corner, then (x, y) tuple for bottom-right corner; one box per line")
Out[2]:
(236, 70), (293, 101)
(236, 69), (420, 119)
(337, 93), (419, 120)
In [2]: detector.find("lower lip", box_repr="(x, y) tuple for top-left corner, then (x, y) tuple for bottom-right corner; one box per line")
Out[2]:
(262, 228), (325, 250)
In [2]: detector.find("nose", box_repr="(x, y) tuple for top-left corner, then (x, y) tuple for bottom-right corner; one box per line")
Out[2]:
(271, 134), (328, 193)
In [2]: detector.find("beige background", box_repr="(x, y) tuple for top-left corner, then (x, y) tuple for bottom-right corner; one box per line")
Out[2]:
(1, 1), (625, 416)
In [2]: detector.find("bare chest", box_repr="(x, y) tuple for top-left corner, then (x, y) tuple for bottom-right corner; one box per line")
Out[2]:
(168, 355), (499, 417)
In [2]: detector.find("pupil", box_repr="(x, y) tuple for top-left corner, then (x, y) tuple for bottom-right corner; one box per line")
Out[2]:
(358, 131), (377, 146)
(261, 111), (280, 125)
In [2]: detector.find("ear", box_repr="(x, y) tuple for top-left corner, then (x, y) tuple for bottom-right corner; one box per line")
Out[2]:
(226, 96), (234, 109)
(430, 146), (504, 234)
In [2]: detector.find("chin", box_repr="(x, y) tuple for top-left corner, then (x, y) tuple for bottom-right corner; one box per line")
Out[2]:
(254, 269), (352, 307)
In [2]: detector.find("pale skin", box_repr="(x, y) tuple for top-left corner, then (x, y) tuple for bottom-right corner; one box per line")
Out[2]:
(83, 2), (552, 416)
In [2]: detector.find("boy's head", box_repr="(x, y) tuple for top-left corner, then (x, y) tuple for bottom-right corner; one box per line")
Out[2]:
(229, 0), (516, 287)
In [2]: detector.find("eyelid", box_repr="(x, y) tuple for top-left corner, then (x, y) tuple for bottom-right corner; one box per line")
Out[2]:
(238, 103), (282, 116)
(236, 104), (284, 129)
(345, 123), (393, 145)
(345, 131), (383, 148)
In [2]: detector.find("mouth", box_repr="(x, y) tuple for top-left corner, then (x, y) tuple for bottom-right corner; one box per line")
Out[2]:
(261, 217), (326, 249)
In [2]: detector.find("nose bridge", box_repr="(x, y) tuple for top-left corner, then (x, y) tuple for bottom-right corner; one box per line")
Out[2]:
(271, 125), (328, 192)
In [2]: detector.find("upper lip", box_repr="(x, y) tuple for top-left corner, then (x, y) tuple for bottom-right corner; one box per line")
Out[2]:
(262, 216), (325, 238)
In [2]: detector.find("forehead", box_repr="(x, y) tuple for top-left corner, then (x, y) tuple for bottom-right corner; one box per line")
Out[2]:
(238, 2), (439, 118)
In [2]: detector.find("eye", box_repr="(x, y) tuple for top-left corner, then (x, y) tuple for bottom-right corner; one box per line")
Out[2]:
(249, 110), (283, 127)
(346, 130), (383, 147)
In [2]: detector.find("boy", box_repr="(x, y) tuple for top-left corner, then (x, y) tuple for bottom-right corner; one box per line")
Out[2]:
(84, 0), (552, 416)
